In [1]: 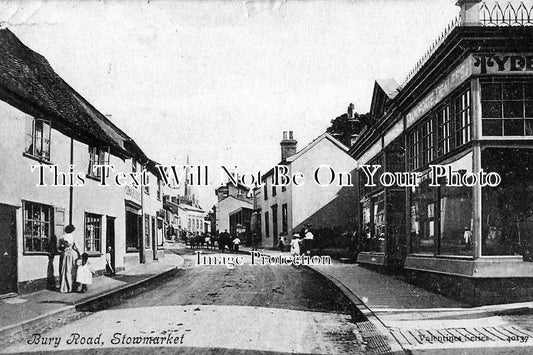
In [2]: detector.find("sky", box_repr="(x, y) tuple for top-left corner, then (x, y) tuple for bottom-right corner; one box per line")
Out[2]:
(0, 0), (459, 209)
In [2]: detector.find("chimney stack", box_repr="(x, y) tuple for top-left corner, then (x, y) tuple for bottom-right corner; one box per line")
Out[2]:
(280, 131), (297, 161)
(456, 0), (482, 26)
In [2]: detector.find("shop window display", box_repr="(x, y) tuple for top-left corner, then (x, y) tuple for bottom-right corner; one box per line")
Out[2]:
(360, 197), (385, 253)
(410, 179), (435, 254)
(482, 148), (533, 258)
(439, 185), (473, 256)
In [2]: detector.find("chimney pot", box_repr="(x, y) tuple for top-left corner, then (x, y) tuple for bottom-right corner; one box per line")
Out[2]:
(280, 130), (297, 160)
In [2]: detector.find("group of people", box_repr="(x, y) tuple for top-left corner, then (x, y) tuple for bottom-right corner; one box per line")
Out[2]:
(216, 230), (241, 252)
(286, 226), (314, 257)
(56, 225), (115, 293)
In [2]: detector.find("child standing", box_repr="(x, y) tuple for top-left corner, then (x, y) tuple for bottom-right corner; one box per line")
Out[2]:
(76, 253), (95, 293)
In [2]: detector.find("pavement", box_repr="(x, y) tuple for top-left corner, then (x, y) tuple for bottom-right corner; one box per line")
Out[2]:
(237, 246), (533, 354)
(308, 260), (533, 354)
(0, 250), (184, 344)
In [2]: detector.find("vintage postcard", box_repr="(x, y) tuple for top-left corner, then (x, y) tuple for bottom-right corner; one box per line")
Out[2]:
(1, 0), (533, 354)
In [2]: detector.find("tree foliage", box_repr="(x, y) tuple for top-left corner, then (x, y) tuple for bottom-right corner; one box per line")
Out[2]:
(326, 106), (369, 147)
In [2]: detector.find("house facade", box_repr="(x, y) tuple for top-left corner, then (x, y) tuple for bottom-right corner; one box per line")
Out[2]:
(350, 0), (533, 304)
(0, 28), (164, 296)
(259, 131), (358, 248)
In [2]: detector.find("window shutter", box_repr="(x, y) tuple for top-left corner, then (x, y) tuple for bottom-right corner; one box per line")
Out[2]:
(53, 207), (65, 254)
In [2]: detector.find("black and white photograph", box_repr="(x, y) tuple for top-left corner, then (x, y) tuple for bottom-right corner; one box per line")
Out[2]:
(1, 0), (533, 354)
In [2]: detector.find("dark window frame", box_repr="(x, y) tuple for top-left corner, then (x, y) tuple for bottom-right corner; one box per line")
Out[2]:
(455, 88), (472, 146)
(87, 146), (110, 180)
(23, 200), (53, 254)
(481, 81), (533, 137)
(24, 116), (52, 162)
(84, 212), (103, 255)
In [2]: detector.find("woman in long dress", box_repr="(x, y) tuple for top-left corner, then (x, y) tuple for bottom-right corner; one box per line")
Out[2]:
(290, 234), (301, 258)
(59, 225), (79, 293)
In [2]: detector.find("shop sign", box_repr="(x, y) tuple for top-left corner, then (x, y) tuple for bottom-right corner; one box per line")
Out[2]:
(124, 185), (141, 202)
(406, 56), (472, 128)
(473, 53), (533, 75)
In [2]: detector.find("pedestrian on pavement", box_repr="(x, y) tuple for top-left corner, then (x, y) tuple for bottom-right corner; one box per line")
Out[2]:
(59, 224), (80, 293)
(290, 234), (300, 258)
(76, 253), (95, 293)
(205, 234), (211, 249)
(233, 236), (241, 252)
(278, 237), (285, 252)
(105, 246), (115, 276)
(219, 229), (229, 252)
(227, 232), (234, 251)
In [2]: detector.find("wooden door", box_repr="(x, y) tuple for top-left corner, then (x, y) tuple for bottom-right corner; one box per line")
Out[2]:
(0, 205), (17, 295)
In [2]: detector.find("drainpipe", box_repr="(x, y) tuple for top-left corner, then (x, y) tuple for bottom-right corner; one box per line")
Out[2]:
(69, 137), (74, 225)
(140, 161), (145, 264)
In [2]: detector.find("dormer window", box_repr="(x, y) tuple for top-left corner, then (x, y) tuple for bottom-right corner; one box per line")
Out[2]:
(88, 146), (110, 179)
(24, 116), (51, 162)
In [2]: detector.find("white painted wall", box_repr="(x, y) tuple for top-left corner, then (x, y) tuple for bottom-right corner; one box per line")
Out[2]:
(0, 100), (129, 283)
(215, 196), (252, 234)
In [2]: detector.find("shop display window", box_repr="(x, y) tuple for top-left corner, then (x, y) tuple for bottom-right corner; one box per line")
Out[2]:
(410, 180), (435, 254)
(439, 185), (473, 256)
(482, 148), (533, 258)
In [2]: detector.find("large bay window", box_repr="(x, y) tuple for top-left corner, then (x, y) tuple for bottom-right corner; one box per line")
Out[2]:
(437, 106), (451, 157)
(481, 82), (533, 136)
(410, 180), (435, 254)
(482, 148), (533, 258)
(439, 185), (473, 256)
(455, 89), (471, 146)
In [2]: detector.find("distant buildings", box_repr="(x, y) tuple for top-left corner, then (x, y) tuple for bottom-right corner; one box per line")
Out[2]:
(214, 182), (253, 235)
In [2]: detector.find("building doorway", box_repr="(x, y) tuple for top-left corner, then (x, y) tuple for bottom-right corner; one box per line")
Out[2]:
(0, 204), (17, 296)
(151, 216), (157, 261)
(272, 205), (278, 247)
(106, 216), (116, 274)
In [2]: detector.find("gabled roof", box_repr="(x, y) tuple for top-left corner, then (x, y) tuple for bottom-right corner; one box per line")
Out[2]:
(369, 79), (399, 122)
(0, 28), (127, 156)
(375, 79), (399, 100)
(261, 132), (350, 181)
(286, 132), (348, 162)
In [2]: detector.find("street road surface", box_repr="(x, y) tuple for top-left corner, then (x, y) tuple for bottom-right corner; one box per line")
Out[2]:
(3, 250), (365, 354)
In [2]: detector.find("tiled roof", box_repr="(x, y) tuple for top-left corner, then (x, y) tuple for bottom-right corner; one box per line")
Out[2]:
(0, 28), (124, 153)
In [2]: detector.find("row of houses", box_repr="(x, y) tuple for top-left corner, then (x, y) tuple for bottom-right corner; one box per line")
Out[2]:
(0, 28), (203, 297)
(248, 0), (533, 305)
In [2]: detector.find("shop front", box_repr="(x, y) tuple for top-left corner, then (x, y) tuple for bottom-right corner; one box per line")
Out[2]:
(350, 11), (533, 302)
(403, 71), (533, 304)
